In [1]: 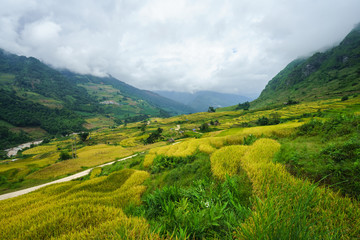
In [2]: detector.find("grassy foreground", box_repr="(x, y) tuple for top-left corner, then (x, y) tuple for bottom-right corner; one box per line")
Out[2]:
(1, 96), (360, 239)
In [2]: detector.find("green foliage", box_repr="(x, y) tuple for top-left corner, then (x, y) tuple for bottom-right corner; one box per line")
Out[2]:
(297, 114), (359, 137)
(0, 126), (31, 150)
(286, 98), (299, 105)
(151, 155), (196, 173)
(78, 132), (89, 142)
(0, 89), (85, 136)
(256, 116), (269, 126)
(199, 122), (210, 132)
(58, 151), (72, 161)
(139, 176), (252, 239)
(139, 122), (147, 133)
(321, 137), (360, 163)
(144, 128), (163, 144)
(208, 106), (216, 112)
(236, 101), (250, 110)
(341, 95), (349, 101)
(163, 153), (212, 187)
(65, 71), (193, 116)
(297, 119), (324, 136)
(243, 134), (257, 145)
(252, 25), (360, 108)
(277, 115), (360, 199)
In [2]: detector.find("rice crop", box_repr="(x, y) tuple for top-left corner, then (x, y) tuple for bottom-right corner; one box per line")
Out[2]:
(27, 144), (133, 179)
(210, 145), (248, 180)
(236, 138), (360, 239)
(0, 169), (153, 239)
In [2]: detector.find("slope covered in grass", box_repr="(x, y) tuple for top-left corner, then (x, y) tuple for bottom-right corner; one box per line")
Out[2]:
(252, 24), (360, 108)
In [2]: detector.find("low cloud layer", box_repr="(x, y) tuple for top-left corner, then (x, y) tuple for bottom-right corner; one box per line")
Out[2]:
(1, 0), (360, 97)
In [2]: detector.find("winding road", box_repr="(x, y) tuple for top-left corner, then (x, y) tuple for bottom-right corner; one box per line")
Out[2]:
(0, 154), (138, 201)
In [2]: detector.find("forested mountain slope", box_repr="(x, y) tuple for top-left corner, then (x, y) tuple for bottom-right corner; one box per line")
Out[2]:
(0, 50), (191, 150)
(252, 24), (360, 108)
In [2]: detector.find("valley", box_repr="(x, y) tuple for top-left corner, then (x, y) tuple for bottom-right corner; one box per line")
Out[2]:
(0, 13), (360, 240)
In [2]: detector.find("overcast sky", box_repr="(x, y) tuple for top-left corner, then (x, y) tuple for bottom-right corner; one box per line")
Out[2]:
(1, 0), (359, 97)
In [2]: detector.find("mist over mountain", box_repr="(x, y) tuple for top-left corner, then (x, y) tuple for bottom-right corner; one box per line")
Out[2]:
(252, 23), (360, 108)
(0, 49), (192, 149)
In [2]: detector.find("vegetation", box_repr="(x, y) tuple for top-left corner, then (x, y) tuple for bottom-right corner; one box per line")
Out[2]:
(0, 50), (193, 150)
(0, 125), (30, 150)
(252, 24), (360, 108)
(236, 101), (250, 110)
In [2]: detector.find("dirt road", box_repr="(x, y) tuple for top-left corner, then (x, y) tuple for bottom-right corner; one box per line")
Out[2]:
(0, 154), (137, 201)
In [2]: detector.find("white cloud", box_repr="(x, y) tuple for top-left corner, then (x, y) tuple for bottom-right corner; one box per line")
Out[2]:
(0, 0), (359, 97)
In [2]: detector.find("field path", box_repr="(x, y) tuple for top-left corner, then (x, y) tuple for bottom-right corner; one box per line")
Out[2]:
(0, 154), (138, 201)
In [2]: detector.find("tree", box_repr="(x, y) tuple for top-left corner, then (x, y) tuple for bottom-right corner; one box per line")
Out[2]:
(140, 123), (147, 133)
(286, 98), (299, 105)
(78, 132), (89, 142)
(208, 106), (215, 113)
(59, 151), (71, 161)
(269, 113), (281, 125)
(236, 101), (250, 110)
(200, 123), (210, 132)
(256, 116), (269, 126)
(144, 128), (163, 144)
(341, 95), (349, 101)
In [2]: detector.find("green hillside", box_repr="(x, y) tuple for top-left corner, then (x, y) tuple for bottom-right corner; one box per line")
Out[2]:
(252, 24), (360, 108)
(63, 72), (194, 117)
(0, 51), (192, 150)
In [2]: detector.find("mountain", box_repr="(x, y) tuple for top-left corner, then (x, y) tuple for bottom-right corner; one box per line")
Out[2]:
(62, 72), (194, 117)
(0, 50), (192, 149)
(252, 23), (360, 108)
(155, 90), (251, 112)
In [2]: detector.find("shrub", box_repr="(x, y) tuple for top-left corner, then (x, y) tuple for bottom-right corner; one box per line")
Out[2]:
(144, 128), (163, 144)
(236, 101), (250, 110)
(297, 119), (323, 135)
(79, 132), (89, 142)
(151, 155), (195, 173)
(200, 122), (210, 132)
(59, 151), (72, 161)
(243, 134), (257, 145)
(140, 176), (252, 239)
(341, 95), (349, 101)
(208, 106), (216, 112)
(256, 116), (269, 126)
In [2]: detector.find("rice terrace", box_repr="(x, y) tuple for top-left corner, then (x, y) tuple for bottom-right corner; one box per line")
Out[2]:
(1, 1), (360, 239)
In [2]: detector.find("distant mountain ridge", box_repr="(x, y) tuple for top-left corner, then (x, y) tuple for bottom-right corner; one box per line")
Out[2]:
(252, 23), (360, 108)
(155, 90), (251, 112)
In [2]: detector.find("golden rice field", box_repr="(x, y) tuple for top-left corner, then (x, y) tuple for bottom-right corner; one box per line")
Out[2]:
(26, 144), (133, 179)
(210, 145), (248, 180)
(143, 122), (301, 168)
(0, 169), (158, 239)
(2, 97), (360, 239)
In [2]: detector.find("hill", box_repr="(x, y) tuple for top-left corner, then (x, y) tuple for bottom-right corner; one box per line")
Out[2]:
(252, 23), (360, 108)
(0, 50), (192, 150)
(63, 72), (194, 117)
(155, 90), (251, 112)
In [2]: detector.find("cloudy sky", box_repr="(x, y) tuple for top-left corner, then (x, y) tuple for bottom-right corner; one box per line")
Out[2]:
(1, 0), (360, 97)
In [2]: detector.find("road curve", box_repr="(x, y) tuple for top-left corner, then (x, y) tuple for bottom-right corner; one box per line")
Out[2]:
(0, 154), (138, 201)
